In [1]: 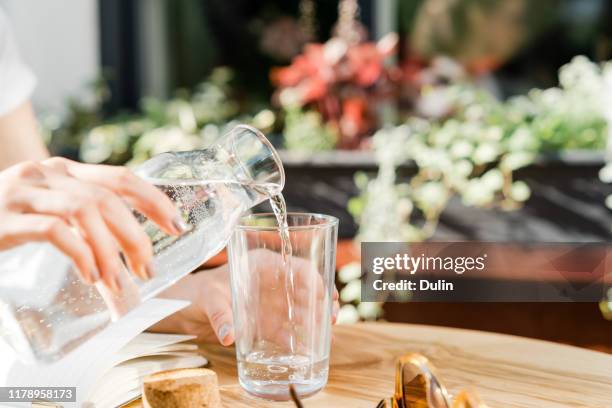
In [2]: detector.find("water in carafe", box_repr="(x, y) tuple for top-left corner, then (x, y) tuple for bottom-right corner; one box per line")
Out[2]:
(0, 125), (284, 363)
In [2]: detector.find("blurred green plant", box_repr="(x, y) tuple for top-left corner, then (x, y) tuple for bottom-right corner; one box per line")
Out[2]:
(45, 58), (610, 171)
(351, 56), (610, 243)
(282, 106), (338, 152)
(41, 77), (110, 158)
(338, 56), (611, 323)
(45, 67), (276, 167)
(335, 261), (384, 324)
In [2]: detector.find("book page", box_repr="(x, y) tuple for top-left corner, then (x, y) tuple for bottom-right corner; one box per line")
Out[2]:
(88, 353), (207, 407)
(0, 298), (190, 408)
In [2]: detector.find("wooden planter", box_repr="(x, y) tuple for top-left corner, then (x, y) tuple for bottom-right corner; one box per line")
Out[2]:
(276, 150), (612, 241)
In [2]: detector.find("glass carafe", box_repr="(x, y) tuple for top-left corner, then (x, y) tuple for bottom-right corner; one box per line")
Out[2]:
(0, 125), (284, 363)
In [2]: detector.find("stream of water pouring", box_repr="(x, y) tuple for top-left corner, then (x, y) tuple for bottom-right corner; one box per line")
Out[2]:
(267, 193), (297, 354)
(247, 184), (297, 355)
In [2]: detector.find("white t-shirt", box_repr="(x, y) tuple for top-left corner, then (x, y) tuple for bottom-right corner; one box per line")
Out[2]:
(0, 8), (36, 116)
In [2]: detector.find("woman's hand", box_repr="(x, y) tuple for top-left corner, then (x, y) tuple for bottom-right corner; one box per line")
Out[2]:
(0, 158), (184, 292)
(150, 254), (340, 346)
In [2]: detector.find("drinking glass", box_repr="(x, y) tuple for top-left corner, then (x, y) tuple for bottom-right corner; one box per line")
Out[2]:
(228, 213), (338, 400)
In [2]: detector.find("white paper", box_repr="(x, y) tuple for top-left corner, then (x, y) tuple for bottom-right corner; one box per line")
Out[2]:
(0, 298), (190, 408)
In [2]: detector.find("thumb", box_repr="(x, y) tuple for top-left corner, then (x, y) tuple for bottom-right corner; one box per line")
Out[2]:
(202, 290), (235, 346)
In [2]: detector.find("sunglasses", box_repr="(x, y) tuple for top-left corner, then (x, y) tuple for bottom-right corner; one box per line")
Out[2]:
(290, 353), (488, 408)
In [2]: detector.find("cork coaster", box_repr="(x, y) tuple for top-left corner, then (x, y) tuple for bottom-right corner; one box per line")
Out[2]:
(142, 367), (222, 408)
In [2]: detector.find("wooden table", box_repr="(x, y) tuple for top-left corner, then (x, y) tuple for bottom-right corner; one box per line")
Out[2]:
(200, 322), (612, 407)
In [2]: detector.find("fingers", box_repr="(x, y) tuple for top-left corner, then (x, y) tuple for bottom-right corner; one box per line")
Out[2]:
(2, 159), (172, 293)
(11, 184), (153, 289)
(0, 213), (98, 284)
(42, 157), (185, 236)
(72, 205), (125, 292)
(208, 310), (234, 346)
(198, 279), (235, 346)
(62, 186), (147, 293)
(97, 192), (154, 280)
(0, 160), (46, 184)
(151, 272), (228, 344)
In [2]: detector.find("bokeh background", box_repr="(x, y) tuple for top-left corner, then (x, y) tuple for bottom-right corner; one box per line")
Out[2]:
(3, 0), (611, 350)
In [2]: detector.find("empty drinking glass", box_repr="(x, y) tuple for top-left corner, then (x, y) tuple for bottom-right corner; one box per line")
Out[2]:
(228, 213), (338, 400)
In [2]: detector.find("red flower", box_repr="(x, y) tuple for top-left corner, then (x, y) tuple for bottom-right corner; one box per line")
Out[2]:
(347, 43), (383, 86)
(271, 33), (401, 149)
(339, 97), (369, 148)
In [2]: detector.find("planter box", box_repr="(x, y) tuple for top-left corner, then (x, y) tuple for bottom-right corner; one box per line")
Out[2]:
(275, 150), (612, 241)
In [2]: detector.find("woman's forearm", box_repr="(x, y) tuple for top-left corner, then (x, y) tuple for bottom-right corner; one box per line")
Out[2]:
(0, 101), (48, 170)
